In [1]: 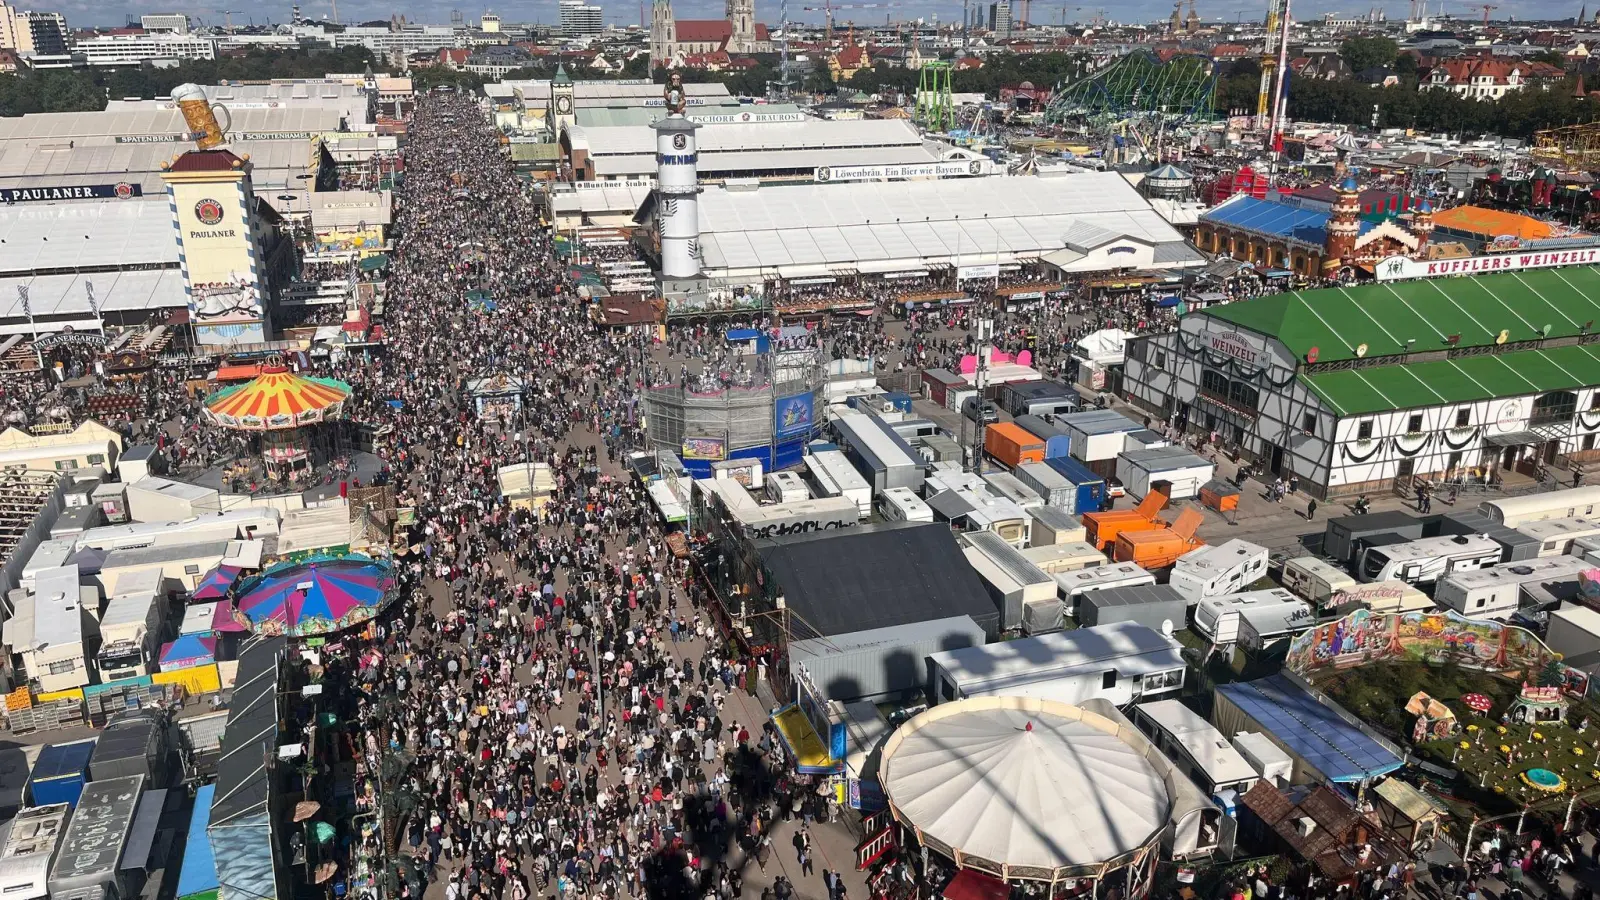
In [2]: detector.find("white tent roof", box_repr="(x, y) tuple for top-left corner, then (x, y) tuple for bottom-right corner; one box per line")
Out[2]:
(0, 269), (187, 320)
(0, 199), (176, 274)
(692, 173), (1193, 276)
(879, 695), (1169, 875)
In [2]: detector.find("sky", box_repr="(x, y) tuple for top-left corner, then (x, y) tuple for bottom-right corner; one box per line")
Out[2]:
(62, 0), (1573, 34)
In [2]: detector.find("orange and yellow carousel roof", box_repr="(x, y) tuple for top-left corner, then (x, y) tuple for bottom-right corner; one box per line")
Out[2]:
(203, 364), (352, 431)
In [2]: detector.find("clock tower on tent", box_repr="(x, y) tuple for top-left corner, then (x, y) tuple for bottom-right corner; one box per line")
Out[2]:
(550, 65), (576, 138)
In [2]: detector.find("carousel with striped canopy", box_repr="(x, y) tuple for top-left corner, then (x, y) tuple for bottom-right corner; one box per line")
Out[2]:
(202, 355), (352, 475)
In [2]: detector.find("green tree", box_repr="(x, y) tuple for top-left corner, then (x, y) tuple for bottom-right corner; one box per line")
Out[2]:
(1339, 35), (1398, 73)
(1539, 658), (1565, 688)
(1526, 49), (1567, 68)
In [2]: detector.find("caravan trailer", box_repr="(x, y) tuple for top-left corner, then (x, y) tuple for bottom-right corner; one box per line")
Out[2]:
(1514, 516), (1600, 557)
(1433, 555), (1591, 621)
(1053, 561), (1155, 616)
(1020, 541), (1105, 574)
(1357, 534), (1502, 585)
(1169, 539), (1270, 605)
(1192, 588), (1315, 647)
(1479, 486), (1600, 528)
(766, 471), (811, 504)
(877, 487), (933, 523)
(1281, 557), (1359, 608)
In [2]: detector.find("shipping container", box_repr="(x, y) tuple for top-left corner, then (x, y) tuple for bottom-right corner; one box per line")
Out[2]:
(921, 368), (965, 407)
(1012, 414), (1074, 460)
(1061, 408), (1144, 463)
(1014, 462), (1074, 510)
(1019, 540), (1103, 574)
(1077, 583), (1187, 632)
(1280, 557), (1357, 608)
(1170, 539), (1270, 605)
(1434, 555), (1590, 621)
(984, 422), (1046, 469)
(882, 391), (914, 414)
(1045, 457), (1107, 514)
(27, 740), (95, 809)
(1116, 447), (1216, 501)
(915, 434), (964, 465)
(1322, 511), (1426, 566)
(1027, 507), (1088, 547)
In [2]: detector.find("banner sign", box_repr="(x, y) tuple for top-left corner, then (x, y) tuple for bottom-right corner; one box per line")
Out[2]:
(115, 134), (187, 143)
(1376, 249), (1600, 281)
(957, 264), (1000, 281)
(692, 111), (808, 124)
(681, 436), (726, 460)
(238, 131), (316, 141)
(35, 330), (106, 350)
(1, 183), (141, 203)
(774, 392), (815, 438)
(814, 160), (988, 182)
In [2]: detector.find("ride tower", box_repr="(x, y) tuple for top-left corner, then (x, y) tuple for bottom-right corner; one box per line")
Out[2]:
(653, 73), (706, 299)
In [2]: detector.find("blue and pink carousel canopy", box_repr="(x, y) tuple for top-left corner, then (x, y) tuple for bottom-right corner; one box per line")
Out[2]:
(191, 565), (242, 601)
(160, 634), (217, 670)
(231, 555), (397, 639)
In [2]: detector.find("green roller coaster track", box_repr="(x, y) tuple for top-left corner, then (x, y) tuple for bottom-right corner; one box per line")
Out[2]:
(1045, 51), (1219, 126)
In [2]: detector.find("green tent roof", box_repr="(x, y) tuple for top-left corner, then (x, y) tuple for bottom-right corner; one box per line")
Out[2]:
(1207, 265), (1600, 365)
(1303, 341), (1600, 416)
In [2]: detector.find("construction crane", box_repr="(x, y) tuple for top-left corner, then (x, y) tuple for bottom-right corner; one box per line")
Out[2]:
(801, 0), (902, 38)
(219, 9), (243, 33)
(1468, 2), (1497, 23)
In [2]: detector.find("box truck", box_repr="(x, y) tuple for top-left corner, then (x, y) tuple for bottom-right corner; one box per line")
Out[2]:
(1357, 534), (1502, 585)
(1116, 447), (1216, 502)
(1170, 539), (1270, 605)
(1434, 555), (1591, 621)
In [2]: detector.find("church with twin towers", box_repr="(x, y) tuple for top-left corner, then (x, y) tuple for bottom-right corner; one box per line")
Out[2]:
(649, 0), (772, 68)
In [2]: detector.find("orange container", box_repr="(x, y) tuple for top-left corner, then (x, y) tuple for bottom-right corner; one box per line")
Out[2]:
(1082, 490), (1168, 549)
(1111, 507), (1207, 568)
(1113, 529), (1206, 568)
(984, 422), (1046, 468)
(1199, 479), (1240, 513)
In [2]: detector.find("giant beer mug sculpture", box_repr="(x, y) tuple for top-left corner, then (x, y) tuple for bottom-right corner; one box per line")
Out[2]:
(172, 83), (231, 150)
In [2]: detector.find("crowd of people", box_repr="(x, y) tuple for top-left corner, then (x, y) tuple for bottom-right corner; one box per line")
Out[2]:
(297, 92), (856, 900)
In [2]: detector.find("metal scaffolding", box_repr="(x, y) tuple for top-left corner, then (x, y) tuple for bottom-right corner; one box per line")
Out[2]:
(1533, 122), (1600, 171)
(642, 348), (824, 459)
(1044, 51), (1218, 127)
(916, 61), (956, 134)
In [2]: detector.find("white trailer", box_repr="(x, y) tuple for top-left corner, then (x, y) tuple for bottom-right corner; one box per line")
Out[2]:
(877, 487), (933, 523)
(982, 471), (1046, 511)
(1028, 506), (1086, 546)
(1232, 732), (1294, 788)
(1061, 409), (1144, 463)
(1053, 561), (1155, 616)
(1478, 485), (1600, 528)
(1020, 541), (1106, 574)
(1515, 515), (1600, 557)
(1116, 447), (1216, 502)
(1169, 539), (1269, 605)
(805, 450), (872, 519)
(1281, 557), (1358, 607)
(1433, 555), (1592, 621)
(766, 471), (811, 504)
(962, 529), (1059, 633)
(1192, 588), (1315, 647)
(1357, 534), (1502, 585)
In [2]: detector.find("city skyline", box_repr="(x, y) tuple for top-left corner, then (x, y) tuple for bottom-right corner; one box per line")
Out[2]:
(42, 0), (1578, 31)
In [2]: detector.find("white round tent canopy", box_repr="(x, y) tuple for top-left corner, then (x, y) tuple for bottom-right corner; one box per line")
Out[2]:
(879, 696), (1171, 882)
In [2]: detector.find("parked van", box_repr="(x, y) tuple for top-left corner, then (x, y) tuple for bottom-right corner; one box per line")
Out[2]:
(1357, 534), (1502, 586)
(1281, 557), (1358, 608)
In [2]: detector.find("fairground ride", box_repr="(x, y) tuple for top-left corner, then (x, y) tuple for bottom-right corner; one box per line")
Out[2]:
(1532, 122), (1600, 171)
(1044, 51), (1218, 130)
